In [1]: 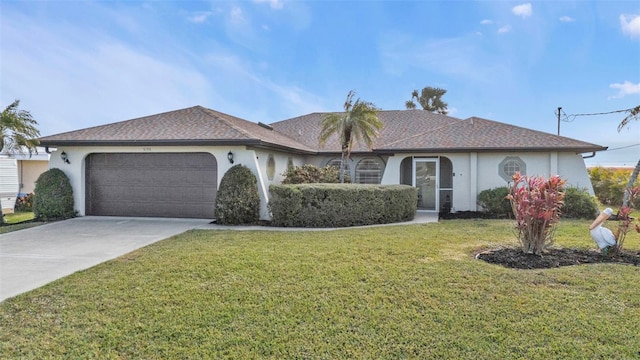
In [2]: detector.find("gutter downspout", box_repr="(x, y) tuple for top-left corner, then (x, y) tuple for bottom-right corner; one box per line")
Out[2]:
(582, 152), (596, 159)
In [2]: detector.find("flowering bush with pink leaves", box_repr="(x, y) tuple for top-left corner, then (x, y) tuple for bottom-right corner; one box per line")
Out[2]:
(506, 172), (567, 255)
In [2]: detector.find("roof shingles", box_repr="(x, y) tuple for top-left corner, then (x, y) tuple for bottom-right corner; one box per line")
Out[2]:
(40, 106), (606, 154)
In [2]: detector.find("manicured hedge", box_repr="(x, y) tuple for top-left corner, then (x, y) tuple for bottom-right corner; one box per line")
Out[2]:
(269, 184), (417, 227)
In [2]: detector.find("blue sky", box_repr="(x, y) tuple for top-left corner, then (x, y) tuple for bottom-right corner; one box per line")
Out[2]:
(1, 0), (638, 166)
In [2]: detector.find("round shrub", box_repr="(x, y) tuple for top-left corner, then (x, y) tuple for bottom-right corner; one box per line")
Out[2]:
(562, 187), (599, 219)
(33, 168), (75, 220)
(214, 164), (260, 225)
(477, 186), (511, 218)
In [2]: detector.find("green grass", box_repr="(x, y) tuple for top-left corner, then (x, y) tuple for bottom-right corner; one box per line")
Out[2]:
(4, 211), (35, 224)
(1, 220), (639, 359)
(0, 212), (42, 233)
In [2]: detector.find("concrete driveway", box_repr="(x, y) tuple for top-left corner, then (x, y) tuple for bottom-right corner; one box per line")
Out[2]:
(0, 216), (211, 302)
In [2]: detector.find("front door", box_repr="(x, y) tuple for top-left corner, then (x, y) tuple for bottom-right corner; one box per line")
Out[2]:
(413, 159), (438, 211)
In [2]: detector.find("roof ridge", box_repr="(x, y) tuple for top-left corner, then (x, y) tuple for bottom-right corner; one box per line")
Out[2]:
(197, 106), (257, 139)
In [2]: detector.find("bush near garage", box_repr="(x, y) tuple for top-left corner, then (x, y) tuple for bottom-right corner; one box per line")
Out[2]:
(33, 168), (76, 221)
(214, 165), (260, 225)
(269, 184), (417, 227)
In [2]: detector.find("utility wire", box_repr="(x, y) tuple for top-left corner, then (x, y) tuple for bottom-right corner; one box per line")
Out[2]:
(603, 143), (640, 152)
(562, 106), (637, 123)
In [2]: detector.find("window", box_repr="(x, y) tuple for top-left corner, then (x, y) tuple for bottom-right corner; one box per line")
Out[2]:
(355, 158), (383, 184)
(266, 154), (276, 180)
(499, 156), (526, 182)
(326, 158), (350, 180)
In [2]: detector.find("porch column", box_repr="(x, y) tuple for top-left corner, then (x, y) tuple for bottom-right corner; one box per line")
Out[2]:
(549, 151), (558, 176)
(470, 152), (478, 211)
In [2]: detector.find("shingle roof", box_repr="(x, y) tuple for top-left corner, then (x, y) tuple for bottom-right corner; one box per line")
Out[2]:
(270, 110), (459, 152)
(39, 106), (315, 153)
(39, 106), (606, 154)
(380, 116), (607, 153)
(270, 111), (606, 153)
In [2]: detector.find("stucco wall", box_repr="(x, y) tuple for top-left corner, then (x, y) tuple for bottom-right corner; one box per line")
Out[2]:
(48, 146), (595, 219)
(18, 160), (48, 194)
(48, 146), (273, 219)
(382, 151), (594, 212)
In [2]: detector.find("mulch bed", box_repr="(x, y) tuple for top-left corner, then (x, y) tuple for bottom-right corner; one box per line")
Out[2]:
(476, 247), (640, 269)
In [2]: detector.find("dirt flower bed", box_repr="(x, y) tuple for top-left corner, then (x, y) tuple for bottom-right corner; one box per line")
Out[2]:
(476, 247), (640, 269)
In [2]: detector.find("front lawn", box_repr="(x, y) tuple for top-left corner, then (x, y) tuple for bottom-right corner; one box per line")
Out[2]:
(1, 212), (42, 233)
(1, 220), (638, 359)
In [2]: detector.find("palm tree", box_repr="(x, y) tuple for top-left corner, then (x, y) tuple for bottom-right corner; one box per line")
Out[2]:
(619, 105), (640, 208)
(405, 86), (448, 115)
(0, 100), (40, 156)
(319, 90), (382, 183)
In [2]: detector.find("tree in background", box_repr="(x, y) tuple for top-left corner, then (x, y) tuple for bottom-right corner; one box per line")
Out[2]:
(404, 86), (449, 115)
(618, 105), (640, 208)
(320, 90), (382, 183)
(0, 100), (40, 155)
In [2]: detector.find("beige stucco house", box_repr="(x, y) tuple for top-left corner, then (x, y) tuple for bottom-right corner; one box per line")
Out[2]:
(38, 106), (606, 220)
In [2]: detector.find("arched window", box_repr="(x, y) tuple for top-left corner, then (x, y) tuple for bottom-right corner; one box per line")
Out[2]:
(355, 158), (383, 184)
(266, 154), (276, 180)
(499, 156), (526, 182)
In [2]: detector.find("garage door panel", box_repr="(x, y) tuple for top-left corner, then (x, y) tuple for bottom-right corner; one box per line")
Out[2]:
(86, 153), (217, 218)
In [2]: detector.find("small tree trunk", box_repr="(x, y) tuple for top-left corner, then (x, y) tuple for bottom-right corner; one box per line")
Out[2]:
(339, 149), (347, 184)
(621, 158), (640, 208)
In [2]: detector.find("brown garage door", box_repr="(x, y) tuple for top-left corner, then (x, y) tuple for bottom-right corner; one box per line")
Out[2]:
(85, 153), (217, 218)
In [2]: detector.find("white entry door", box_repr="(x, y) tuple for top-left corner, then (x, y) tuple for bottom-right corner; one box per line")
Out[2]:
(413, 159), (439, 211)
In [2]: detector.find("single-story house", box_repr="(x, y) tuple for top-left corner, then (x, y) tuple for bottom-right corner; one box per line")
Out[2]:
(12, 147), (51, 196)
(39, 105), (606, 220)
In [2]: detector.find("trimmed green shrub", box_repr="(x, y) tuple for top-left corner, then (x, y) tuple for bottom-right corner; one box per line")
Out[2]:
(281, 164), (339, 184)
(562, 187), (599, 219)
(33, 168), (75, 220)
(215, 165), (260, 225)
(477, 187), (511, 218)
(269, 184), (417, 227)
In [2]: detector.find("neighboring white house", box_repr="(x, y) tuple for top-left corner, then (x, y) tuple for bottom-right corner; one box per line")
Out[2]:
(38, 106), (607, 220)
(10, 147), (51, 195)
(0, 147), (50, 213)
(0, 158), (19, 214)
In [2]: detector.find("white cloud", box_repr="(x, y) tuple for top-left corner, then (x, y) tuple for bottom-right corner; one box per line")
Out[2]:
(480, 19), (493, 25)
(188, 11), (213, 23)
(230, 6), (247, 26)
(253, 0), (284, 10)
(498, 25), (512, 34)
(512, 3), (532, 18)
(609, 81), (640, 99)
(559, 16), (575, 23)
(378, 33), (509, 84)
(620, 14), (640, 39)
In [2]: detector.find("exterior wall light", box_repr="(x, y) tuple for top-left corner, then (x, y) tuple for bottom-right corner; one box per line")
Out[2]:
(227, 151), (234, 164)
(61, 151), (70, 164)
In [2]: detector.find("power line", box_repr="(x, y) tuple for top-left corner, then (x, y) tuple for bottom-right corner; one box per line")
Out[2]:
(562, 106), (637, 124)
(603, 143), (640, 152)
